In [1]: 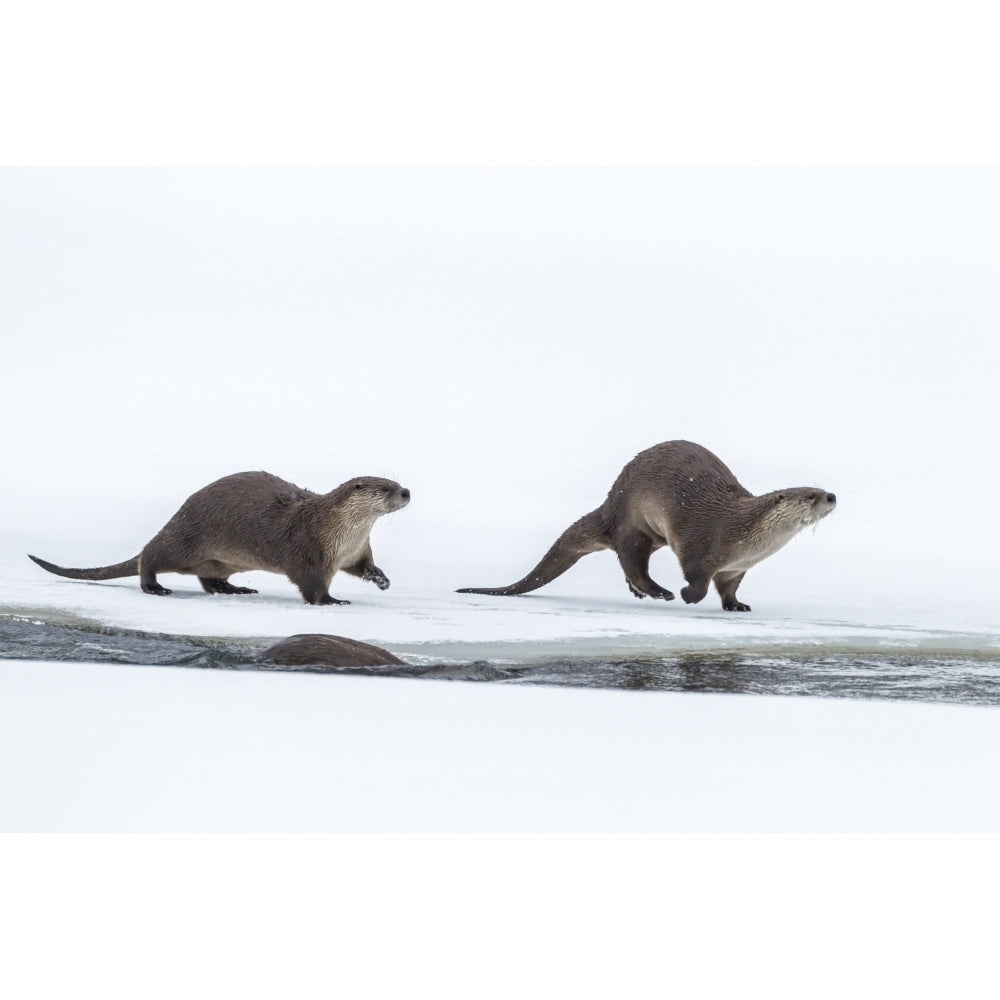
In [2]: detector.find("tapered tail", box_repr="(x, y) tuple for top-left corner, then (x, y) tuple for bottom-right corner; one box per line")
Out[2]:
(457, 511), (608, 596)
(28, 553), (140, 581)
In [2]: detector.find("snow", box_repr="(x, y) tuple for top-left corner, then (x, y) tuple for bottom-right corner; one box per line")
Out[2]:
(2, 543), (997, 659)
(1, 168), (999, 831)
(5, 657), (1000, 831)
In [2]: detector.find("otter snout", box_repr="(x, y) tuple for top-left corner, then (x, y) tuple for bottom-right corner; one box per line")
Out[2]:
(391, 486), (411, 511)
(809, 490), (837, 521)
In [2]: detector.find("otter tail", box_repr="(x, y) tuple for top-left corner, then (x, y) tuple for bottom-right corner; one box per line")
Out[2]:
(457, 511), (608, 596)
(28, 553), (140, 581)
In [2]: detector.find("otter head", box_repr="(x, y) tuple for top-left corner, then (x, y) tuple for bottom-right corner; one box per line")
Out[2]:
(333, 477), (411, 516)
(767, 488), (837, 530)
(736, 488), (836, 565)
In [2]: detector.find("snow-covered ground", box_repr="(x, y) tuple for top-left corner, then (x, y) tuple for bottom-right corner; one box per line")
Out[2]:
(2, 168), (998, 831)
(2, 538), (997, 660)
(5, 656), (1000, 831)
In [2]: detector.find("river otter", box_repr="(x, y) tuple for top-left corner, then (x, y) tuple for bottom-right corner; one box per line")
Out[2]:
(260, 634), (406, 667)
(29, 472), (410, 605)
(457, 440), (835, 611)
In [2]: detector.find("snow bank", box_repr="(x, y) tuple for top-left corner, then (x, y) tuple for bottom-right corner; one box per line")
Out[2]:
(3, 657), (999, 831)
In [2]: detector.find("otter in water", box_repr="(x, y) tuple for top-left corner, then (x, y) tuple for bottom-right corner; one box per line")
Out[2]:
(457, 440), (835, 611)
(260, 633), (406, 667)
(29, 472), (410, 605)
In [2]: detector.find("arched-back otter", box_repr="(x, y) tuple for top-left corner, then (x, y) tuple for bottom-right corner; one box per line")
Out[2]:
(29, 472), (410, 605)
(457, 440), (835, 612)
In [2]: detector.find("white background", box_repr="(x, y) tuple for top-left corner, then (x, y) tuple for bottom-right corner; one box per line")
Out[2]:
(4, 1), (1000, 997)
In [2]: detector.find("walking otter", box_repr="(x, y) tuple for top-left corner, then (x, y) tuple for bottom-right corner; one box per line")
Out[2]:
(457, 441), (835, 611)
(29, 472), (410, 605)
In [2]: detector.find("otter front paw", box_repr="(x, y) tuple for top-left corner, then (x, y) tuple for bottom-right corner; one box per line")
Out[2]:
(364, 567), (390, 591)
(680, 583), (708, 605)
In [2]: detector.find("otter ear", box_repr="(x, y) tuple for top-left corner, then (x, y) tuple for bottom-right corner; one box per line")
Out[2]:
(777, 493), (786, 502)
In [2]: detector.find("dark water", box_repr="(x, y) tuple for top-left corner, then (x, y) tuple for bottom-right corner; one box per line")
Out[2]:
(3, 613), (1000, 708)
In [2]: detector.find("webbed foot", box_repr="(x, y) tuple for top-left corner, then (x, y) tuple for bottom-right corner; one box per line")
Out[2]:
(200, 577), (258, 595)
(312, 594), (350, 606)
(363, 567), (390, 591)
(629, 580), (674, 600)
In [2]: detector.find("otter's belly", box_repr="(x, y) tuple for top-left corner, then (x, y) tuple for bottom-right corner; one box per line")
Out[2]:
(189, 545), (286, 576)
(186, 557), (280, 577)
(719, 552), (764, 573)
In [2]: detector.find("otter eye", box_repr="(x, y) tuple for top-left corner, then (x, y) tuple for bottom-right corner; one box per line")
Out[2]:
(807, 493), (815, 501)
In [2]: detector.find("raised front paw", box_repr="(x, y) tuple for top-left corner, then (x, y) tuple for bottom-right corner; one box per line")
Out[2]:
(364, 567), (390, 591)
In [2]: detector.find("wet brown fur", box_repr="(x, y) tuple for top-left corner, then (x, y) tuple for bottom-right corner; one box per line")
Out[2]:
(29, 472), (410, 605)
(261, 633), (406, 667)
(457, 440), (836, 611)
